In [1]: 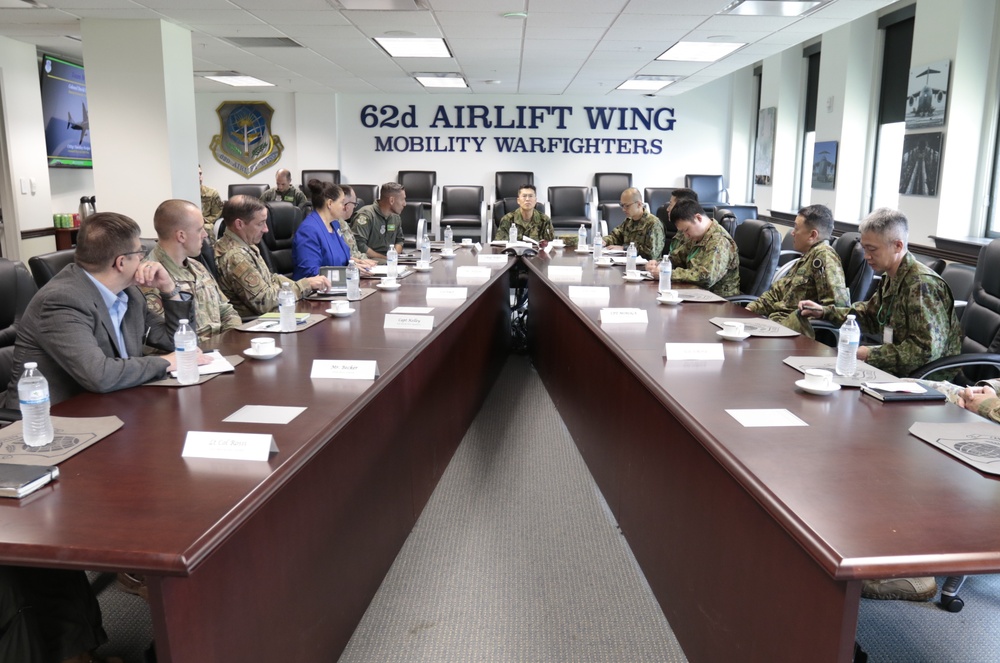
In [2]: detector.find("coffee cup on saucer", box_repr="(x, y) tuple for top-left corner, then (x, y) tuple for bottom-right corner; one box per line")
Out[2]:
(251, 337), (275, 354)
(723, 321), (745, 336)
(658, 289), (680, 302)
(461, 238), (472, 245)
(596, 257), (613, 266)
(381, 277), (397, 287)
(331, 300), (350, 314)
(625, 270), (642, 280)
(416, 259), (430, 269)
(803, 368), (834, 390)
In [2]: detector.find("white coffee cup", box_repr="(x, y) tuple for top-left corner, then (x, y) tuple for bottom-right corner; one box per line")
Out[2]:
(416, 259), (430, 269)
(251, 337), (275, 354)
(381, 277), (397, 287)
(441, 248), (455, 256)
(332, 300), (350, 313)
(660, 289), (679, 301)
(804, 368), (834, 389)
(723, 321), (745, 336)
(597, 257), (613, 265)
(625, 270), (642, 280)
(462, 237), (472, 245)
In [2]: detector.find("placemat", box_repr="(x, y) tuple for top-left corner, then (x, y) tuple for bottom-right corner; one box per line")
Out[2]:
(0, 416), (124, 466)
(710, 316), (800, 337)
(237, 312), (329, 333)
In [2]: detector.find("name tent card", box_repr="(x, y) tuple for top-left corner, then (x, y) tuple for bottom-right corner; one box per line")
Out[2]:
(477, 254), (508, 266)
(548, 265), (583, 282)
(426, 287), (468, 301)
(182, 431), (278, 461)
(392, 306), (434, 314)
(384, 313), (434, 331)
(600, 308), (648, 324)
(473, 242), (483, 252)
(664, 343), (725, 361)
(310, 360), (378, 380)
(457, 266), (491, 279)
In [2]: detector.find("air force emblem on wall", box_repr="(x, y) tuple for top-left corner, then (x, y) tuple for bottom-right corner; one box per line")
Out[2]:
(210, 101), (284, 178)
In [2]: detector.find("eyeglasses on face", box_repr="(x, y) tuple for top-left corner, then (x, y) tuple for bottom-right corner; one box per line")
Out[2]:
(119, 248), (149, 260)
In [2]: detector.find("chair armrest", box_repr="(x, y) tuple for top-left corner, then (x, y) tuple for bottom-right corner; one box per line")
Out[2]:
(0, 407), (22, 422)
(726, 295), (758, 307)
(910, 353), (1000, 380)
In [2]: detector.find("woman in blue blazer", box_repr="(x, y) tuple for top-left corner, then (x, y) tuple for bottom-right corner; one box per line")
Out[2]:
(292, 179), (352, 279)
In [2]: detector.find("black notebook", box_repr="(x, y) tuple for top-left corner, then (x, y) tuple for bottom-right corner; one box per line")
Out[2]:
(860, 383), (946, 402)
(0, 463), (60, 499)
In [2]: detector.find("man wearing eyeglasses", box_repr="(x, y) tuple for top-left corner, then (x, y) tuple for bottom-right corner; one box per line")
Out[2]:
(599, 188), (664, 260)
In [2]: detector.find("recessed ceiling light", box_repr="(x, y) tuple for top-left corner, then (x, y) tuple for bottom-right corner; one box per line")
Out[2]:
(503, 11), (527, 19)
(415, 73), (467, 88)
(617, 79), (674, 92)
(202, 74), (274, 87)
(719, 0), (831, 17)
(657, 41), (745, 63)
(375, 37), (451, 58)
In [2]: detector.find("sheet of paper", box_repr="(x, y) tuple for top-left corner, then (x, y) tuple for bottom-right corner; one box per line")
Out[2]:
(170, 350), (234, 377)
(665, 343), (725, 361)
(726, 409), (808, 427)
(392, 306), (434, 314)
(182, 431), (277, 461)
(600, 308), (648, 324)
(224, 405), (306, 425)
(310, 360), (378, 380)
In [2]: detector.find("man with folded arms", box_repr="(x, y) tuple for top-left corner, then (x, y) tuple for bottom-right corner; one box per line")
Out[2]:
(214, 195), (328, 317)
(747, 204), (849, 336)
(494, 184), (554, 242)
(599, 187), (663, 260)
(142, 199), (242, 342)
(647, 199), (740, 296)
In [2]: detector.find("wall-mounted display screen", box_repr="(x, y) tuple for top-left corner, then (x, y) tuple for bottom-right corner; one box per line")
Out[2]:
(41, 54), (92, 168)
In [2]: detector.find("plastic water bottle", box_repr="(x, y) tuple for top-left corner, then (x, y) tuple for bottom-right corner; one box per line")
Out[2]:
(592, 233), (602, 262)
(658, 255), (672, 293)
(578, 224), (587, 250)
(836, 314), (860, 377)
(626, 242), (637, 272)
(278, 281), (296, 332)
(18, 362), (53, 447)
(173, 319), (200, 385)
(509, 224), (518, 244)
(386, 245), (398, 279)
(346, 259), (361, 300)
(444, 225), (454, 251)
(420, 234), (431, 262)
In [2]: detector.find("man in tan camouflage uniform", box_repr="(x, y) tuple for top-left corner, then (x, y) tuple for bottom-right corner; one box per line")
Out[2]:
(214, 195), (328, 318)
(352, 182), (406, 259)
(647, 199), (740, 296)
(600, 187), (663, 260)
(747, 204), (848, 336)
(495, 184), (554, 242)
(200, 165), (223, 239)
(261, 168), (308, 207)
(142, 199), (242, 341)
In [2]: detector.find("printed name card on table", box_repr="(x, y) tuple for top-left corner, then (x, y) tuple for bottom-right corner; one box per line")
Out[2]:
(457, 266), (491, 279)
(310, 360), (378, 380)
(426, 287), (468, 301)
(548, 265), (583, 282)
(182, 431), (277, 461)
(568, 286), (610, 305)
(384, 314), (434, 331)
(477, 254), (508, 267)
(600, 308), (648, 324)
(664, 343), (725, 361)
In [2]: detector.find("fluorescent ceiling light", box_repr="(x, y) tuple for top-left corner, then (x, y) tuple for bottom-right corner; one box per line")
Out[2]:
(617, 79), (674, 92)
(375, 37), (451, 58)
(657, 41), (745, 63)
(719, 0), (830, 16)
(203, 74), (274, 87)
(416, 74), (467, 89)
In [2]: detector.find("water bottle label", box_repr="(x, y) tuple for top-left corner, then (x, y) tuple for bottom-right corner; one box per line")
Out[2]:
(20, 397), (50, 406)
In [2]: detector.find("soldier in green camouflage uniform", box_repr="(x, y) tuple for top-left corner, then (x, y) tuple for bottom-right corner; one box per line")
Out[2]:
(200, 165), (223, 240)
(799, 208), (961, 377)
(747, 205), (848, 336)
(601, 187), (664, 260)
(648, 199), (740, 296)
(214, 196), (328, 317)
(141, 201), (242, 342)
(352, 182), (406, 259)
(495, 184), (554, 241)
(261, 168), (308, 207)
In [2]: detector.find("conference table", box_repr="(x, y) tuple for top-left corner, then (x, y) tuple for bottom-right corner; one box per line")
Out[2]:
(0, 249), (512, 662)
(524, 250), (1000, 662)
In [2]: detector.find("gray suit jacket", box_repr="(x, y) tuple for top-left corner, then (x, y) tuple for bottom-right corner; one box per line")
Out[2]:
(3, 263), (193, 407)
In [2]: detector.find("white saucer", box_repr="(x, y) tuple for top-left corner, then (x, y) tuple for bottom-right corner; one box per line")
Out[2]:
(413, 265), (432, 272)
(622, 276), (645, 283)
(325, 307), (355, 318)
(439, 252), (456, 259)
(656, 297), (682, 306)
(575, 248), (591, 254)
(795, 379), (841, 395)
(243, 347), (282, 360)
(595, 260), (614, 267)
(717, 329), (751, 341)
(376, 282), (401, 290)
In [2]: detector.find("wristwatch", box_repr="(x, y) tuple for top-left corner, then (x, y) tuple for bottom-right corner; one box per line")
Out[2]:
(164, 285), (184, 298)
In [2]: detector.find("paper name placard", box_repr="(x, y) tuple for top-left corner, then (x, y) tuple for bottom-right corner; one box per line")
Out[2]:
(664, 343), (725, 361)
(182, 431), (277, 461)
(548, 265), (583, 282)
(426, 287), (468, 301)
(384, 314), (434, 330)
(457, 266), (491, 279)
(473, 242), (483, 252)
(568, 286), (610, 305)
(393, 306), (434, 314)
(600, 308), (648, 324)
(478, 254), (508, 266)
(310, 360), (378, 380)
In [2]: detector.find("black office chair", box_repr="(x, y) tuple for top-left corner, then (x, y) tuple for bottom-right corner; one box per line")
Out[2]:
(685, 174), (728, 208)
(438, 185), (485, 242)
(495, 171), (533, 201)
(193, 238), (221, 282)
(832, 232), (874, 304)
(547, 186), (592, 238)
(300, 169), (341, 196)
(914, 254), (947, 275)
(400, 203), (425, 249)
(940, 262), (976, 321)
(0, 345), (20, 422)
(778, 230), (802, 266)
(731, 219), (780, 297)
(262, 202), (303, 277)
(28, 248), (77, 290)
(397, 171), (437, 227)
(0, 258), (37, 348)
(715, 209), (740, 237)
(349, 184), (379, 224)
(228, 183), (269, 199)
(601, 204), (627, 235)
(647, 187), (678, 244)
(594, 173), (632, 204)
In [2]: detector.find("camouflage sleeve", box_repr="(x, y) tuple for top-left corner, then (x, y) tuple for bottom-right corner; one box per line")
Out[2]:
(977, 397), (1000, 424)
(605, 224), (625, 246)
(260, 189), (275, 202)
(294, 188), (309, 207)
(814, 250), (850, 308)
(538, 215), (555, 242)
(351, 213), (373, 253)
(647, 219), (664, 261)
(219, 294), (242, 330)
(141, 286), (166, 320)
(339, 224), (366, 261)
(866, 277), (959, 376)
(203, 192), (223, 225)
(746, 273), (786, 315)
(495, 213), (513, 241)
(671, 232), (735, 290)
(828, 282), (880, 331)
(218, 250), (283, 315)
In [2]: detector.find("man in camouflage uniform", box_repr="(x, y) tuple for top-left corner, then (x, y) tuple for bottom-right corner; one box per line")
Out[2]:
(200, 165), (223, 239)
(494, 183), (554, 241)
(214, 195), (328, 318)
(338, 186), (377, 267)
(747, 204), (848, 336)
(352, 181), (406, 259)
(647, 199), (740, 296)
(261, 168), (309, 207)
(601, 187), (663, 260)
(141, 199), (242, 342)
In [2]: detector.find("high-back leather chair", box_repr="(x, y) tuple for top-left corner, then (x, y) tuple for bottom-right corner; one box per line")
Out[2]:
(492, 172), (535, 226)
(832, 232), (874, 304)
(438, 185), (485, 242)
(398, 171), (437, 235)
(0, 258), (37, 348)
(228, 183), (269, 199)
(685, 174), (728, 207)
(262, 202), (303, 277)
(594, 173), (632, 205)
(940, 262), (977, 321)
(400, 203), (425, 249)
(547, 186), (592, 237)
(601, 204), (627, 235)
(300, 169), (341, 197)
(28, 248), (77, 290)
(778, 230), (801, 266)
(732, 219), (780, 297)
(647, 187), (678, 244)
(715, 209), (739, 237)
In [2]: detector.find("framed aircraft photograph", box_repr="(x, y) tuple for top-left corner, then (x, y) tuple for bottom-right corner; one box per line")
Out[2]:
(811, 141), (837, 190)
(899, 131), (943, 196)
(754, 107), (776, 186)
(905, 60), (949, 129)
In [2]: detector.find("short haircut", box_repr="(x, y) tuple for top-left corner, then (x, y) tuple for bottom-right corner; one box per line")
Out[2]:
(518, 184), (537, 196)
(671, 187), (699, 203)
(670, 198), (704, 224)
(275, 168), (292, 182)
(797, 204), (834, 241)
(379, 182), (405, 202)
(308, 179), (343, 210)
(75, 212), (140, 271)
(153, 199), (200, 239)
(341, 185), (354, 197)
(860, 207), (909, 246)
(222, 195), (266, 227)
(621, 187), (642, 204)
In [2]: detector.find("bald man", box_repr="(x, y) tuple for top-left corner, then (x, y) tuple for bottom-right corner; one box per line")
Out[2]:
(261, 168), (308, 207)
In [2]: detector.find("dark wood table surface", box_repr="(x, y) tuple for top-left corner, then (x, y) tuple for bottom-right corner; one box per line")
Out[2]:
(524, 249), (997, 663)
(0, 248), (512, 662)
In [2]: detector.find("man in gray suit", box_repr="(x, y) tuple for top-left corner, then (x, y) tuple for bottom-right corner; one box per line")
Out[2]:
(4, 211), (200, 407)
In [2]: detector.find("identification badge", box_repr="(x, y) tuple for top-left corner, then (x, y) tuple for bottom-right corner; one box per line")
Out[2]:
(387, 224), (396, 232)
(884, 325), (893, 344)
